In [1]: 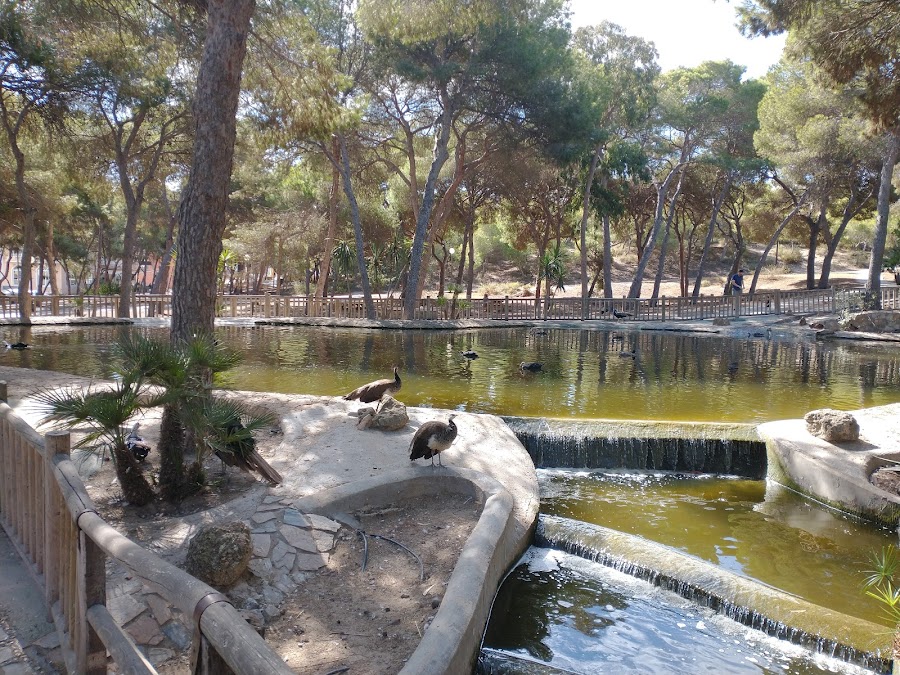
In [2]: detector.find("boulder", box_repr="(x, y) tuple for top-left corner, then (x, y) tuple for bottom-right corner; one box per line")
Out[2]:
(185, 521), (252, 587)
(804, 409), (860, 443)
(839, 310), (900, 333)
(356, 395), (409, 431)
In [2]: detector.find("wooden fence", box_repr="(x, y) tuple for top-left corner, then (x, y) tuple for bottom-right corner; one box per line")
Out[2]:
(0, 383), (294, 675)
(1, 286), (898, 322)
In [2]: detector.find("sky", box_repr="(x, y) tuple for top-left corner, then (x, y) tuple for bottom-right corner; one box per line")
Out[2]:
(568, 0), (787, 79)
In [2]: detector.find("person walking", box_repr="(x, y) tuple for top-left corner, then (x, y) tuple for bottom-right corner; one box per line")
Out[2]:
(730, 269), (745, 295)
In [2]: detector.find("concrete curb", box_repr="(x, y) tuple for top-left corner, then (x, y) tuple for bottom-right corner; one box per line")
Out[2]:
(293, 466), (526, 675)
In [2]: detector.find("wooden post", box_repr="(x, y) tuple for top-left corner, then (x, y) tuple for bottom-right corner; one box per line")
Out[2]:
(0, 380), (6, 402)
(77, 528), (106, 674)
(44, 432), (69, 610)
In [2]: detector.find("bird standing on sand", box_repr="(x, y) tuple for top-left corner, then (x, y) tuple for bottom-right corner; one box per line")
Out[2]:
(519, 361), (543, 372)
(343, 366), (401, 409)
(3, 340), (30, 350)
(409, 415), (458, 467)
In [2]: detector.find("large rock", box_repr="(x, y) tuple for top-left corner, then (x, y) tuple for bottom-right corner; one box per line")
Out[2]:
(804, 409), (860, 443)
(839, 310), (900, 333)
(356, 395), (409, 431)
(185, 521), (252, 587)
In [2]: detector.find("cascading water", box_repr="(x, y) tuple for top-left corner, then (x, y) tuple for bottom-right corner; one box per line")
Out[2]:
(534, 514), (891, 674)
(503, 416), (767, 477)
(483, 421), (895, 674)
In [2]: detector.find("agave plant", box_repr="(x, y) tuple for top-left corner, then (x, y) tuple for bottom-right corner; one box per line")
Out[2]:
(34, 378), (161, 507)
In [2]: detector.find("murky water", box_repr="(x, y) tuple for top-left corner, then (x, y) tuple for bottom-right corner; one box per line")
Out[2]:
(4, 325), (900, 422)
(481, 548), (887, 675)
(537, 470), (895, 627)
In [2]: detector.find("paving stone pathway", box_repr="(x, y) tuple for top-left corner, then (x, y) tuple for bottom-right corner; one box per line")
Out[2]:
(103, 491), (340, 671)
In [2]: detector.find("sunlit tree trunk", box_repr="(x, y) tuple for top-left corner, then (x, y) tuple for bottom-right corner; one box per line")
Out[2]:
(171, 0), (255, 344)
(866, 131), (900, 307)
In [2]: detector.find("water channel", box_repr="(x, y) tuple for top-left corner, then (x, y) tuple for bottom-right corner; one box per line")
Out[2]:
(4, 323), (900, 672)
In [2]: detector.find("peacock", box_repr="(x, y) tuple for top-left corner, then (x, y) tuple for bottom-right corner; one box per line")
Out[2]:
(409, 415), (458, 468)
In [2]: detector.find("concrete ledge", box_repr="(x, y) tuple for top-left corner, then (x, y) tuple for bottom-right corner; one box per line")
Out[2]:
(758, 403), (900, 526)
(293, 466), (525, 675)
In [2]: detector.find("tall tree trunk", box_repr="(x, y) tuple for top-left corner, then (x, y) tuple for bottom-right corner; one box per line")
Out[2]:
(628, 157), (686, 298)
(45, 221), (60, 296)
(171, 0), (255, 344)
(579, 143), (604, 313)
(651, 172), (686, 300)
(151, 182), (177, 294)
(414, 138), (471, 301)
(818, 186), (867, 288)
(336, 133), (375, 318)
(466, 224), (475, 300)
(404, 91), (453, 319)
(691, 174), (732, 299)
(866, 130), (900, 307)
(119, 201), (138, 317)
(0, 99), (35, 321)
(749, 195), (808, 294)
(316, 138), (340, 299)
(805, 204), (826, 290)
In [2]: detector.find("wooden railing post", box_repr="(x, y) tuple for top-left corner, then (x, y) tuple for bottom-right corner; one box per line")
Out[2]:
(77, 526), (107, 674)
(44, 432), (69, 615)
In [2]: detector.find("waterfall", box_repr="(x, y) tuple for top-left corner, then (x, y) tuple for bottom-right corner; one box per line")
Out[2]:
(535, 514), (892, 675)
(503, 417), (766, 478)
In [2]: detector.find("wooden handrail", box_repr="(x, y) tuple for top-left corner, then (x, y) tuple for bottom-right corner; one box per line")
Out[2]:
(0, 397), (294, 675)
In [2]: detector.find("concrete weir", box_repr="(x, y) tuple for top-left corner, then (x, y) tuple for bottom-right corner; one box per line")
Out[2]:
(504, 416), (766, 478)
(537, 515), (893, 674)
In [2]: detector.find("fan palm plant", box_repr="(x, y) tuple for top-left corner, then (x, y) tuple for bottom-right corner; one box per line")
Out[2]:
(116, 333), (269, 500)
(34, 379), (160, 506)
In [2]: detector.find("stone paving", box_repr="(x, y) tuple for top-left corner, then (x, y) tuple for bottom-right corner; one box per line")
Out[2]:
(97, 494), (343, 672)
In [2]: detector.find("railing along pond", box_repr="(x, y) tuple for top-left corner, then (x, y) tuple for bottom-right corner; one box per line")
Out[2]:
(0, 383), (293, 675)
(1, 286), (897, 322)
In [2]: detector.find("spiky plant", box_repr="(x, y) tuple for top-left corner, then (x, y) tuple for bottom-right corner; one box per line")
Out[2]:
(34, 380), (159, 507)
(863, 546), (900, 629)
(115, 333), (245, 500)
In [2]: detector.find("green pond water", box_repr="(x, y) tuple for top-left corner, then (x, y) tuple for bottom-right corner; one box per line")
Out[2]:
(537, 469), (896, 628)
(4, 324), (900, 422)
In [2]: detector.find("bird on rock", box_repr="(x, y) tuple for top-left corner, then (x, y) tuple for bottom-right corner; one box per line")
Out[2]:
(343, 366), (401, 410)
(216, 413), (283, 485)
(409, 415), (458, 468)
(3, 340), (30, 350)
(519, 361), (543, 373)
(125, 423), (151, 462)
(461, 350), (479, 359)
